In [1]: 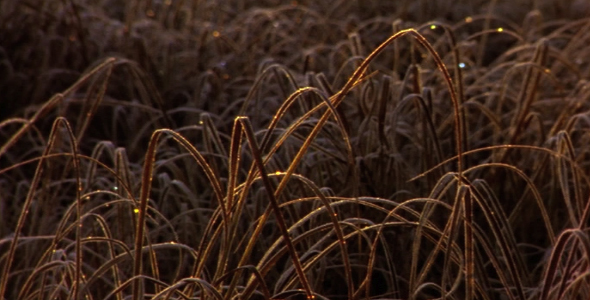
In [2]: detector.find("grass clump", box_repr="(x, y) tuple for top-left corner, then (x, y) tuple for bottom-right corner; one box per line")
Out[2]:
(2, 0), (590, 299)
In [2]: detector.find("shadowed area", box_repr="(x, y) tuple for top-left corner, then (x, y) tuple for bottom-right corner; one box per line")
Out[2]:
(1, 1), (590, 299)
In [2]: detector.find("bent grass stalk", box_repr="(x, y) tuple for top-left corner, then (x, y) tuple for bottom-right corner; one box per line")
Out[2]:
(3, 3), (590, 299)
(1, 117), (80, 299)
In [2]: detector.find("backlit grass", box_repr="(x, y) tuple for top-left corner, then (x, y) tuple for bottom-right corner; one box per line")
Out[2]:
(2, 1), (590, 299)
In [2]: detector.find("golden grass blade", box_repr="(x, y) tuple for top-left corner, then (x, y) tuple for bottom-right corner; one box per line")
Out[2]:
(1, 117), (80, 299)
(0, 58), (116, 159)
(235, 116), (314, 298)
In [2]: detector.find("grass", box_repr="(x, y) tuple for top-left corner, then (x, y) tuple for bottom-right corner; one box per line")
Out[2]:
(2, 0), (590, 299)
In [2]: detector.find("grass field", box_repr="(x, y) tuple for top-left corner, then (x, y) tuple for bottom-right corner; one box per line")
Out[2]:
(2, 0), (590, 299)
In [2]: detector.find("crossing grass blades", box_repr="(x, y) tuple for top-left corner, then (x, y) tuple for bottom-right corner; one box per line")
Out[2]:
(1, 1), (590, 299)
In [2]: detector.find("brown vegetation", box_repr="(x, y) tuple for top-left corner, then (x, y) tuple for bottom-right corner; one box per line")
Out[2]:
(1, 1), (590, 299)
